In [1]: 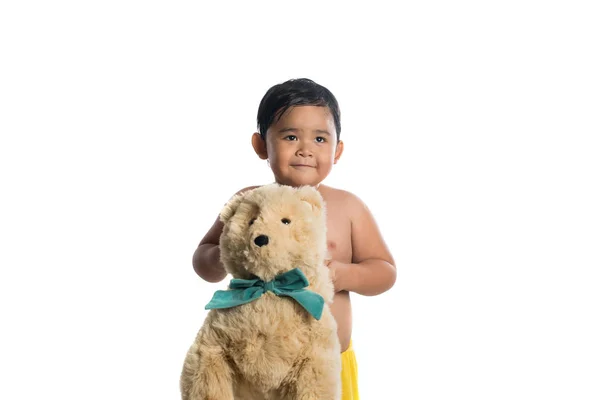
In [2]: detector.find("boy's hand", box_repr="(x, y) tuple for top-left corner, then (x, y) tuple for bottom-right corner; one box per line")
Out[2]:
(325, 259), (350, 293)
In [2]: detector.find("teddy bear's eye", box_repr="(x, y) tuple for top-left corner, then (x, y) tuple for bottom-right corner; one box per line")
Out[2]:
(249, 218), (256, 226)
(281, 218), (291, 225)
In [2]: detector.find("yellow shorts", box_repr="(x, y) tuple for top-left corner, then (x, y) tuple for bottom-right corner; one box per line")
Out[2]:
(341, 340), (359, 400)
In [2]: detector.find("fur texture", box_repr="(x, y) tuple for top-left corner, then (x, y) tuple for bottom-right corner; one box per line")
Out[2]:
(181, 184), (341, 400)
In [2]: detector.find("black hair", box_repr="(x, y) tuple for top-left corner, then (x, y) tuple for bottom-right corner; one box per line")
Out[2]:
(256, 78), (341, 141)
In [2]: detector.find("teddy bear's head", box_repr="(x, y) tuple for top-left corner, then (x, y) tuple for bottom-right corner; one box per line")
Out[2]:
(218, 184), (327, 282)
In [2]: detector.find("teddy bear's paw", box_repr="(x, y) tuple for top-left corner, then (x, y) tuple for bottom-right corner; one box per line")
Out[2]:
(180, 344), (235, 400)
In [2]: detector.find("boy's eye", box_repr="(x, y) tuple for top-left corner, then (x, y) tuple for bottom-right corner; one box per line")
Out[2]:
(316, 136), (326, 143)
(284, 135), (298, 141)
(281, 218), (291, 225)
(249, 218), (256, 226)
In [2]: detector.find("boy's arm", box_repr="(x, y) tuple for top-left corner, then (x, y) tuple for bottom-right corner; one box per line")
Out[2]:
(193, 216), (227, 283)
(192, 186), (259, 283)
(334, 193), (396, 296)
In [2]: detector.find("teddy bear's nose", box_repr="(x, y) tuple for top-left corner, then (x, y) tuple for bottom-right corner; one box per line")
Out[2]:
(254, 235), (269, 247)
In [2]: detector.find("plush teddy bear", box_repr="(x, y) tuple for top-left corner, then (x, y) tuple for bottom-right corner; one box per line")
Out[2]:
(180, 183), (341, 400)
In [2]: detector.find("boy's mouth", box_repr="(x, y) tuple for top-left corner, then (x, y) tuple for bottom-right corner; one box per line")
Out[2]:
(291, 164), (316, 168)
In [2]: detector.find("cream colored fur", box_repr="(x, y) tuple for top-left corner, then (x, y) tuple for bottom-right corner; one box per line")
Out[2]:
(181, 184), (341, 400)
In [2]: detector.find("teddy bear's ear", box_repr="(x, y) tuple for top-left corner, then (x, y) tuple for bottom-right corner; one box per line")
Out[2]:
(297, 185), (324, 212)
(219, 193), (245, 223)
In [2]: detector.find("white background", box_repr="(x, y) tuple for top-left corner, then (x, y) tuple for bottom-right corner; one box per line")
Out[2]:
(1, 1), (599, 399)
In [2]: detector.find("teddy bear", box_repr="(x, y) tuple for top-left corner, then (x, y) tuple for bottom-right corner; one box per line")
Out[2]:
(180, 183), (341, 400)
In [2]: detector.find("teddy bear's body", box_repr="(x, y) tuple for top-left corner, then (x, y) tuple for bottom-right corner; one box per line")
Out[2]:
(181, 184), (341, 400)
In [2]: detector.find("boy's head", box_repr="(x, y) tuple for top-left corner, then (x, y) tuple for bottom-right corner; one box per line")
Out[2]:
(256, 78), (341, 141)
(252, 78), (344, 188)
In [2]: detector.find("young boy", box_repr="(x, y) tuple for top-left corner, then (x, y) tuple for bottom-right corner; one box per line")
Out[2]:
(192, 78), (396, 399)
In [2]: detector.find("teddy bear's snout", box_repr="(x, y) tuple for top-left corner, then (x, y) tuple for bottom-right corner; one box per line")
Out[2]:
(254, 235), (269, 247)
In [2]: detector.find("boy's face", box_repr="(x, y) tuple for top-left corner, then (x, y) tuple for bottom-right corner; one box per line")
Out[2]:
(252, 106), (343, 187)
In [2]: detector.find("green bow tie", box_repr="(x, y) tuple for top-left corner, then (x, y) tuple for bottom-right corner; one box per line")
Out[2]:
(205, 268), (325, 320)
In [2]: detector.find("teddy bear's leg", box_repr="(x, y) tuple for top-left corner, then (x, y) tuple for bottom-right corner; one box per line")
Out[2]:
(283, 348), (342, 400)
(180, 340), (235, 400)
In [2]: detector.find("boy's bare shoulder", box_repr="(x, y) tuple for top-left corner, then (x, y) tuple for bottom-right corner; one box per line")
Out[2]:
(226, 185), (261, 201)
(319, 185), (365, 207)
(322, 185), (394, 267)
(236, 185), (261, 195)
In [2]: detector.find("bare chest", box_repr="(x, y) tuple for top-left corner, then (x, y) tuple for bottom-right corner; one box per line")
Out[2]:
(324, 202), (352, 264)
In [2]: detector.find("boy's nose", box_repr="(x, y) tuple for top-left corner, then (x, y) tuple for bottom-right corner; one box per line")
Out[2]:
(297, 149), (312, 157)
(296, 144), (313, 157)
(254, 235), (269, 247)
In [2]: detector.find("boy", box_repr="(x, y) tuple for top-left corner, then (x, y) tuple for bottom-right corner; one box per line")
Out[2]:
(192, 78), (396, 399)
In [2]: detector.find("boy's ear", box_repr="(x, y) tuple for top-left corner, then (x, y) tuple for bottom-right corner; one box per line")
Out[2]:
(334, 140), (344, 164)
(252, 132), (268, 160)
